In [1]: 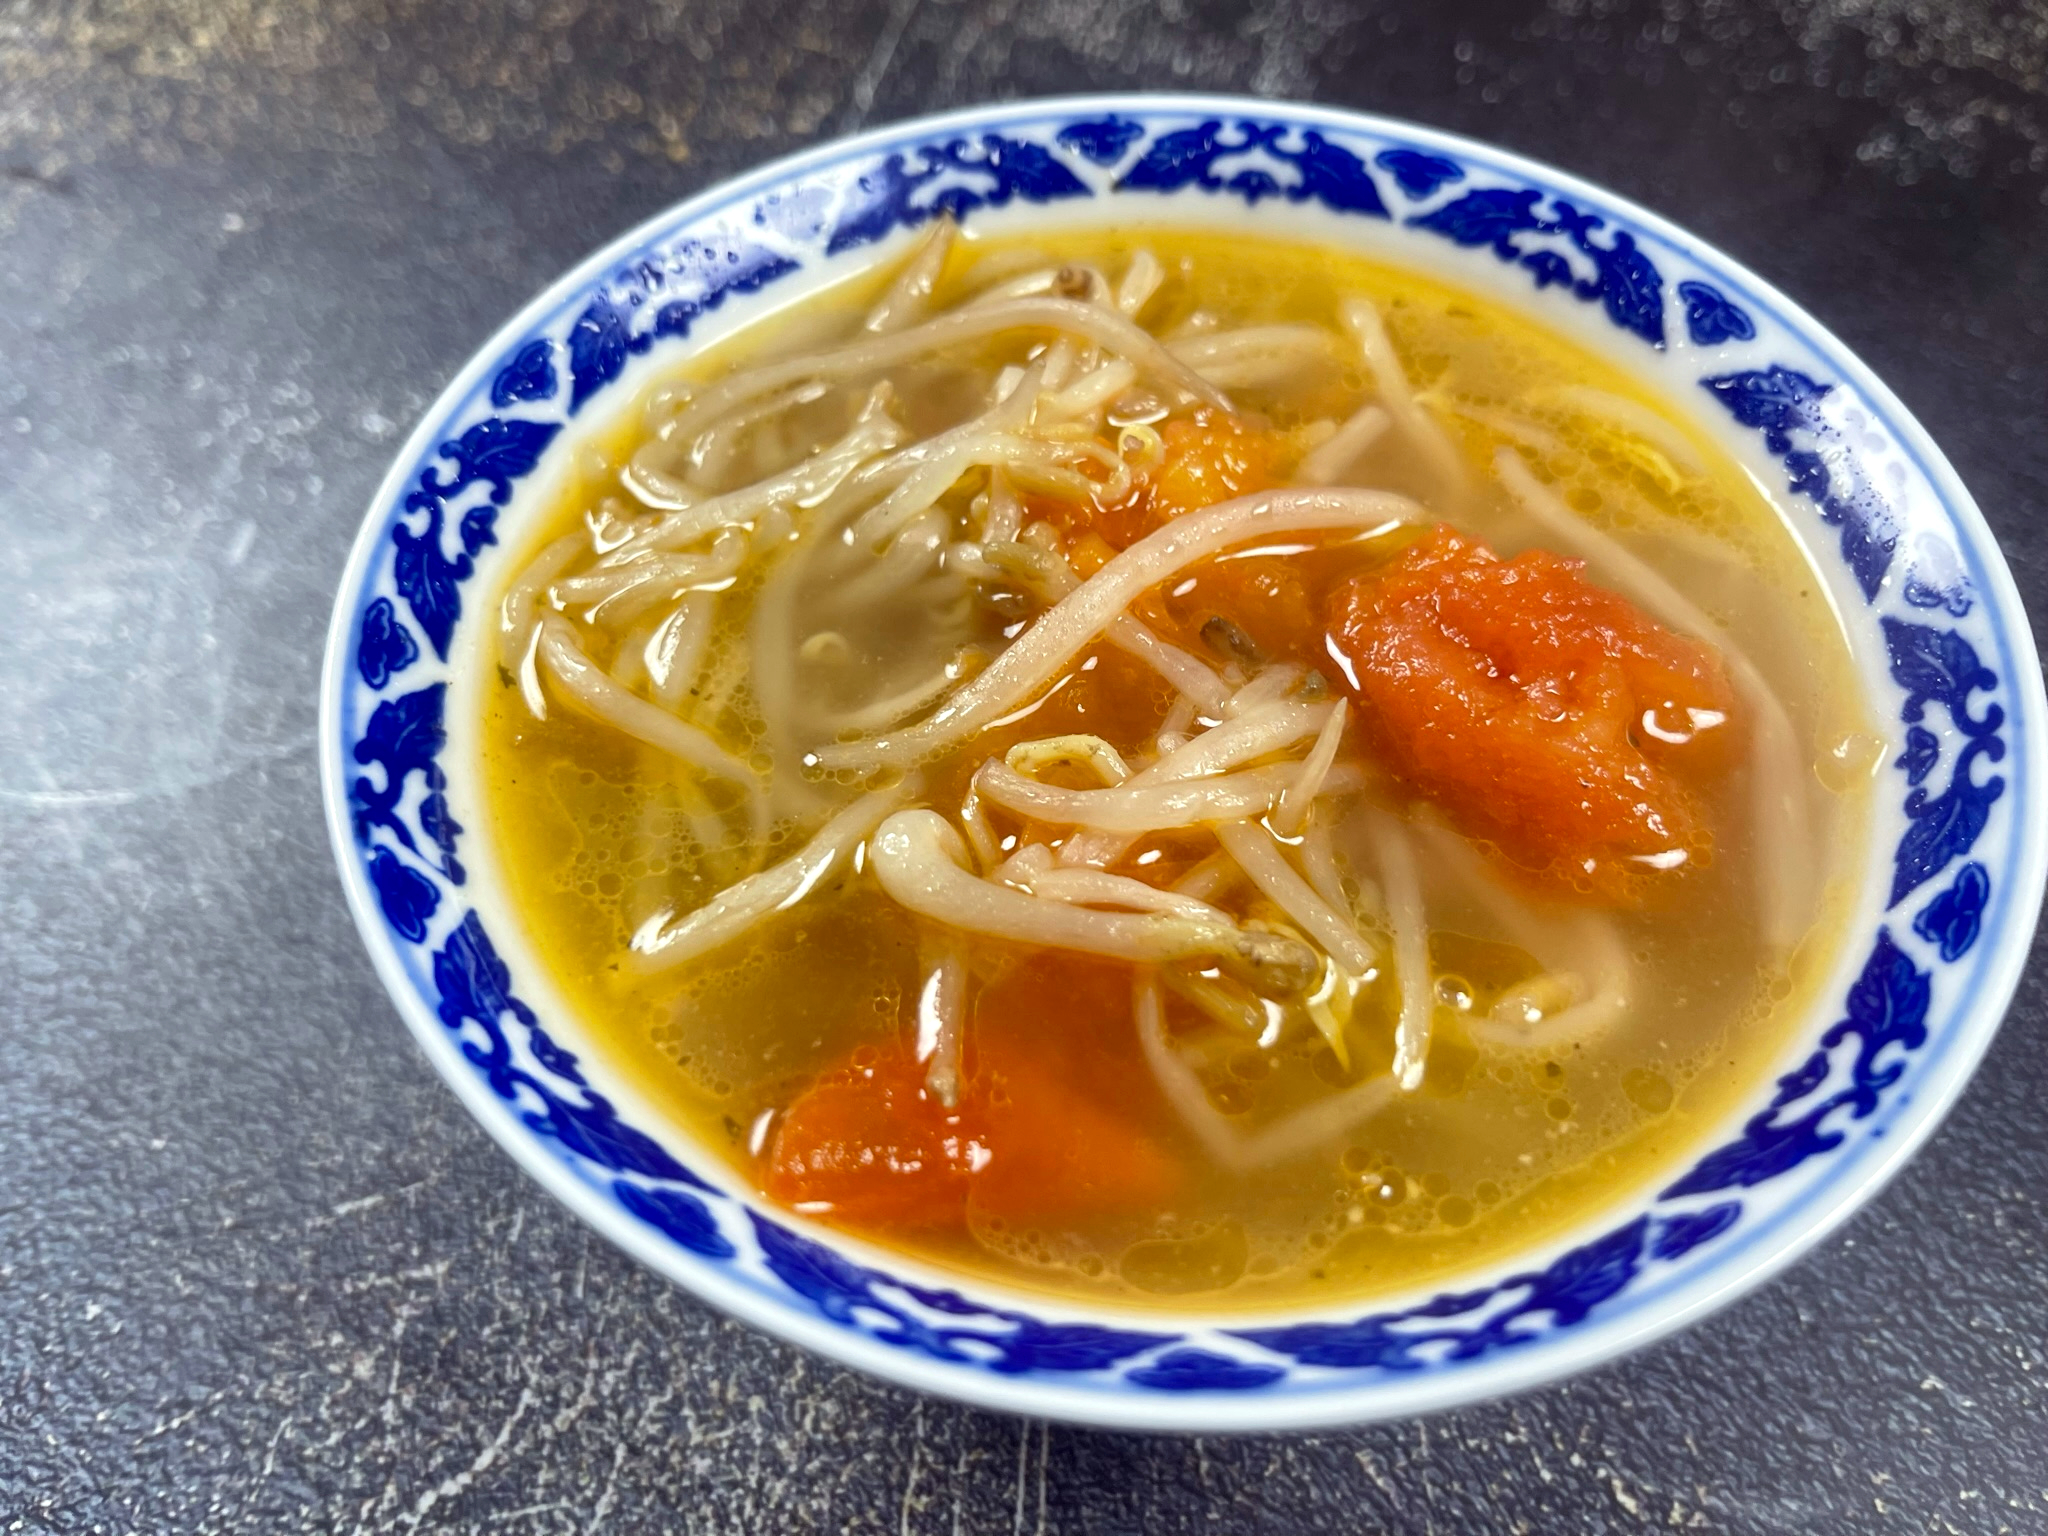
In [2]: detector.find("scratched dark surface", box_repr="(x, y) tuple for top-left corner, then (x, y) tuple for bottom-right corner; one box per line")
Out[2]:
(4, 1), (2047, 1531)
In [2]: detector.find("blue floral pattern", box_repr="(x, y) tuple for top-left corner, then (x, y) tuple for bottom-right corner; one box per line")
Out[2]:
(1881, 617), (2006, 907)
(1676, 280), (1756, 345)
(1410, 188), (1667, 344)
(1121, 121), (1391, 216)
(751, 1214), (1174, 1373)
(1915, 862), (1990, 963)
(490, 339), (559, 408)
(331, 102), (2032, 1412)
(354, 596), (419, 689)
(1662, 930), (1929, 1198)
(1056, 116), (1145, 167)
(827, 134), (1091, 254)
(1374, 147), (1464, 198)
(1700, 366), (1899, 599)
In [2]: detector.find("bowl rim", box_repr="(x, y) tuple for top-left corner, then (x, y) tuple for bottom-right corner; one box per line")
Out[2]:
(320, 91), (2048, 1431)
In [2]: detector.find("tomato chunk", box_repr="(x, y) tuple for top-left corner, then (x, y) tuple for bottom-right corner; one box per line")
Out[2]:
(1325, 525), (1739, 899)
(1147, 411), (1282, 524)
(968, 955), (1181, 1223)
(764, 1049), (983, 1227)
(762, 956), (1181, 1230)
(1134, 551), (1323, 667)
(1039, 410), (1285, 550)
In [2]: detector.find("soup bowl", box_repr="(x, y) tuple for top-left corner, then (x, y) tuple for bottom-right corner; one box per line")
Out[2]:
(320, 95), (2046, 1430)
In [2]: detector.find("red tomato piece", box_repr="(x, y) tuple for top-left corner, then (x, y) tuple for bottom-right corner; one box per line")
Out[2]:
(761, 955), (1183, 1231)
(1325, 524), (1740, 900)
(763, 1049), (983, 1228)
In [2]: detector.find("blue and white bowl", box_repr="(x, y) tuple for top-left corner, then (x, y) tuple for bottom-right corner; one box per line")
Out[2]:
(320, 95), (2047, 1430)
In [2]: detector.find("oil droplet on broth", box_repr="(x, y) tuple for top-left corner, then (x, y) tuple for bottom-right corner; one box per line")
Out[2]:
(1119, 1222), (1251, 1296)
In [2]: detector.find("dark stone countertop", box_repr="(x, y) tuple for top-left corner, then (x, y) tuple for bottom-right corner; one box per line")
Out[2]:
(3, 2), (2045, 1531)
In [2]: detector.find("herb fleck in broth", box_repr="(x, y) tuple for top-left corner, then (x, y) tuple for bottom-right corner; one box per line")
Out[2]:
(475, 227), (1870, 1309)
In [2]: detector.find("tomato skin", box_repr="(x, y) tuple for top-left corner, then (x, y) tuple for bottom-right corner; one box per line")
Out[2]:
(1134, 552), (1324, 667)
(968, 955), (1181, 1224)
(1146, 412), (1282, 525)
(1325, 525), (1740, 900)
(760, 957), (1181, 1232)
(763, 1052), (982, 1227)
(1037, 410), (1285, 552)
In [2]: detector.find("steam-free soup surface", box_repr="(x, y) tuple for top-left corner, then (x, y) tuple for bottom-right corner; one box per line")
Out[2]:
(474, 227), (1870, 1308)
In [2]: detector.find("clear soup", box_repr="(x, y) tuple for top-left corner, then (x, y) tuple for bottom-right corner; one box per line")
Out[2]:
(472, 227), (1871, 1309)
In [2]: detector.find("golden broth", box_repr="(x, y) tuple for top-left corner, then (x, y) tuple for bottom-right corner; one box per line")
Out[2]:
(473, 228), (1870, 1309)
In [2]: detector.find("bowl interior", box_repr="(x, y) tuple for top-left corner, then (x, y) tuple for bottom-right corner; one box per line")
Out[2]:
(322, 95), (2046, 1429)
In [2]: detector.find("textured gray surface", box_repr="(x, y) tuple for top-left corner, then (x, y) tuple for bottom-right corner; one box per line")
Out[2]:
(3, 2), (2046, 1531)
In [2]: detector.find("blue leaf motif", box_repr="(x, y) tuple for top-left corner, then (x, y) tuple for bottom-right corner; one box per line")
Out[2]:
(828, 153), (941, 253)
(1267, 131), (1388, 217)
(1892, 735), (2005, 907)
(432, 909), (541, 1066)
(390, 507), (466, 663)
(1523, 249), (1574, 289)
(1701, 365), (1829, 453)
(1126, 1349), (1285, 1392)
(490, 339), (558, 407)
(1914, 861), (1990, 962)
(752, 1216), (988, 1362)
(750, 1214), (1169, 1371)
(957, 133), (1092, 206)
(1117, 121), (1388, 216)
(1568, 221), (1665, 346)
(650, 245), (799, 341)
(1701, 367), (1898, 599)
(1119, 120), (1266, 194)
(1664, 929), (1929, 1197)
(1374, 147), (1464, 198)
(367, 846), (439, 942)
(1902, 534), (1974, 617)
(394, 417), (562, 656)
(1881, 617), (2002, 735)
(826, 135), (1090, 255)
(1057, 116), (1144, 165)
(1649, 1202), (1740, 1261)
(895, 1279), (1006, 1318)
(1783, 448), (1830, 503)
(1237, 1220), (1650, 1372)
(432, 913), (707, 1186)
(755, 1215), (915, 1325)
(353, 684), (444, 779)
(524, 1081), (691, 1182)
(1836, 497), (1900, 603)
(979, 1319), (1183, 1376)
(355, 596), (419, 689)
(434, 416), (564, 505)
(1676, 280), (1755, 345)
(1509, 1217), (1649, 1333)
(349, 684), (463, 880)
(1409, 185), (1547, 256)
(1406, 185), (1668, 341)
(1228, 1315), (1430, 1373)
(568, 295), (632, 412)
(1879, 620), (2007, 904)
(1898, 726), (1940, 787)
(615, 1180), (734, 1258)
